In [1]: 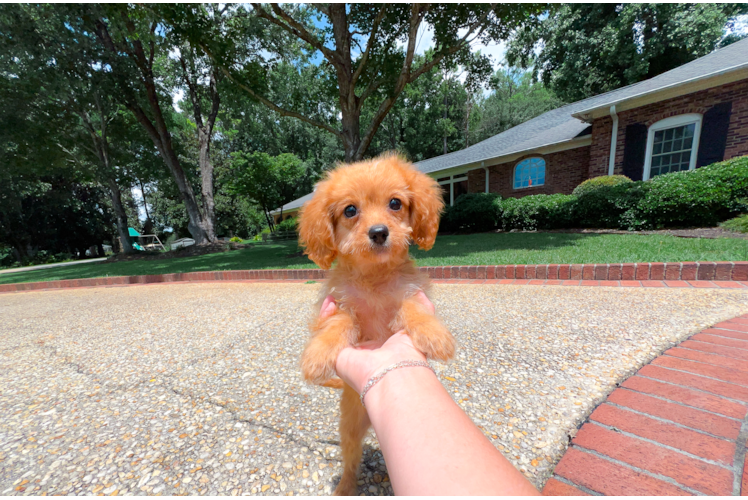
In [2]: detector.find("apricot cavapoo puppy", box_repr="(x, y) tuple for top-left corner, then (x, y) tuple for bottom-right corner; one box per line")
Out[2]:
(297, 152), (456, 495)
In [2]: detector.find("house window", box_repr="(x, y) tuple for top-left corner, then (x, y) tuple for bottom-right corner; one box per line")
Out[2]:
(643, 114), (702, 180)
(514, 158), (545, 189)
(437, 174), (468, 206)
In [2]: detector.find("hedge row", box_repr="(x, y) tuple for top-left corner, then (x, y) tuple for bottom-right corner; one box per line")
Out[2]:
(440, 155), (748, 232)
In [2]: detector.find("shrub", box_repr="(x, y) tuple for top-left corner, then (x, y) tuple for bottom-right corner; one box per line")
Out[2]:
(572, 175), (632, 196)
(720, 214), (748, 233)
(499, 194), (577, 231)
(627, 156), (748, 229)
(574, 182), (649, 229)
(275, 217), (298, 232)
(229, 236), (242, 243)
(440, 193), (501, 232)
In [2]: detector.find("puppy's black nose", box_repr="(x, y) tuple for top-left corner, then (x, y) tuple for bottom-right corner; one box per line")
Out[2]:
(368, 225), (389, 245)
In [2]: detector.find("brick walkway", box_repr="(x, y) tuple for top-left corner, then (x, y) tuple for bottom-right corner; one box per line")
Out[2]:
(2, 260), (748, 295)
(542, 315), (748, 496)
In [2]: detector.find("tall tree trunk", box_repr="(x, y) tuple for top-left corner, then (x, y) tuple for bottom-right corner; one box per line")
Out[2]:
(137, 178), (151, 222)
(93, 15), (213, 244)
(197, 128), (217, 241)
(108, 178), (134, 254)
(179, 54), (220, 242)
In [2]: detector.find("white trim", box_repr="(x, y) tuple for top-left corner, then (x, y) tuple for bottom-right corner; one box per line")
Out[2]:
(643, 114), (702, 181)
(513, 157), (546, 190)
(437, 174), (468, 206)
(608, 105), (618, 176)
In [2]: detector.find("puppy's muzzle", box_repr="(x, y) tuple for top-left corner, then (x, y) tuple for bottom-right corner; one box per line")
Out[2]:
(368, 225), (389, 245)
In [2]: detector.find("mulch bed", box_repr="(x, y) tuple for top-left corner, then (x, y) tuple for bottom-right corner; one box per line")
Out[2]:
(107, 241), (254, 262)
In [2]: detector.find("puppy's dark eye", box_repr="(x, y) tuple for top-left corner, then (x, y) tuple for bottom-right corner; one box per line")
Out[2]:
(389, 198), (402, 211)
(344, 205), (357, 218)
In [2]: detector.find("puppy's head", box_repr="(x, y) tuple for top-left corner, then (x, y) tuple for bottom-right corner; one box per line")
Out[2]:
(298, 153), (444, 269)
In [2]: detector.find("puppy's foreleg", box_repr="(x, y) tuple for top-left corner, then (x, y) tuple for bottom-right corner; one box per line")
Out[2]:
(394, 295), (455, 362)
(300, 310), (357, 385)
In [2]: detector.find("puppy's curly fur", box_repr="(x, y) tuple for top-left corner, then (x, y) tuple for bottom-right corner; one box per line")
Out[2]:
(297, 153), (456, 495)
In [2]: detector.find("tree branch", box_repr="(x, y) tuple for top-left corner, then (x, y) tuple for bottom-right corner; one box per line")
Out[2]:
(351, 6), (386, 88)
(179, 53), (204, 130)
(211, 58), (342, 139)
(251, 3), (340, 67)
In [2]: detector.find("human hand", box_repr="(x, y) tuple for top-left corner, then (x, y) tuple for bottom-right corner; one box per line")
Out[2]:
(318, 291), (435, 394)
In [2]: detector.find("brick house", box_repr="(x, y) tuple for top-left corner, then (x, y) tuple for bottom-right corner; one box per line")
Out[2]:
(272, 37), (748, 218)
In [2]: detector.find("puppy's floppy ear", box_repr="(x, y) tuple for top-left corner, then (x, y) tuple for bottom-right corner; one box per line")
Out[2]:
(406, 166), (445, 251)
(298, 182), (338, 269)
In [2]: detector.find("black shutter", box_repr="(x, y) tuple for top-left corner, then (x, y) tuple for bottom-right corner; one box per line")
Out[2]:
(622, 123), (648, 181)
(697, 102), (732, 168)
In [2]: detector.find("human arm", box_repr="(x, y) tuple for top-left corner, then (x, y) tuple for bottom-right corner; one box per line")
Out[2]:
(327, 294), (540, 496)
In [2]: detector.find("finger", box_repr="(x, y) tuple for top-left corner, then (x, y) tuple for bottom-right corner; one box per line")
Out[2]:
(319, 295), (337, 319)
(414, 290), (436, 315)
(354, 340), (385, 351)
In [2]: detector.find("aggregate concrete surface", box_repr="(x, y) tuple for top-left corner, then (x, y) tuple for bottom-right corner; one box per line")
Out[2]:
(2, 282), (748, 496)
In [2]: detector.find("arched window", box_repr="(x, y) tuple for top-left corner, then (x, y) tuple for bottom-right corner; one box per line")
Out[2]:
(513, 157), (545, 189)
(643, 114), (702, 180)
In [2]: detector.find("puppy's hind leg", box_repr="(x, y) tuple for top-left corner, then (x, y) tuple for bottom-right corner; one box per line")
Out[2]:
(334, 384), (371, 496)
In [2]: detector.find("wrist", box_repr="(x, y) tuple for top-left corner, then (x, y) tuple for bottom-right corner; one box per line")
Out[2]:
(362, 363), (440, 410)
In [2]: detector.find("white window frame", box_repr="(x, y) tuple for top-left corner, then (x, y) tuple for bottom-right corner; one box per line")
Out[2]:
(643, 114), (702, 181)
(437, 174), (468, 206)
(513, 157), (546, 190)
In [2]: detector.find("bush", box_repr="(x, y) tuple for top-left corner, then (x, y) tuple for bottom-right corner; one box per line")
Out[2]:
(574, 182), (649, 229)
(440, 193), (501, 233)
(229, 236), (242, 243)
(572, 175), (632, 196)
(499, 194), (577, 231)
(626, 156), (748, 229)
(275, 217), (298, 232)
(720, 214), (748, 233)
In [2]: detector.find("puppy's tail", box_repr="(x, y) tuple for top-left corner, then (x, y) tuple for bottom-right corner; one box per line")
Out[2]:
(320, 377), (345, 389)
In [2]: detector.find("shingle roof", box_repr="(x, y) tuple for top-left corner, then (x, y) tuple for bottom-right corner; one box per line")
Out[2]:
(415, 37), (748, 175)
(274, 38), (748, 211)
(271, 191), (314, 214)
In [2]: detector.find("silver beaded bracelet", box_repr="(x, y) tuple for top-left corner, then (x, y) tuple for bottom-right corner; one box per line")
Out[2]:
(359, 360), (435, 407)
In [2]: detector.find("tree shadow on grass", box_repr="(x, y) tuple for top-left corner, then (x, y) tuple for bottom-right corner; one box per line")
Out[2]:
(0, 241), (314, 285)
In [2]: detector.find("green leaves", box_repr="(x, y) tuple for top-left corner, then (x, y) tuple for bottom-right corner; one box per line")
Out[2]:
(507, 4), (748, 102)
(227, 151), (310, 220)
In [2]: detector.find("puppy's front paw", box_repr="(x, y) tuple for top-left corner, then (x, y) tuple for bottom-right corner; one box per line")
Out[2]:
(409, 317), (455, 362)
(300, 337), (340, 385)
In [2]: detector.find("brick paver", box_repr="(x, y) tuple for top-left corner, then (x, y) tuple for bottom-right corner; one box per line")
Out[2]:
(542, 314), (748, 496)
(2, 261), (748, 295)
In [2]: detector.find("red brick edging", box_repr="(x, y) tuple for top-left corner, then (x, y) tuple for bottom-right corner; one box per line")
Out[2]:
(542, 315), (748, 496)
(2, 261), (748, 294)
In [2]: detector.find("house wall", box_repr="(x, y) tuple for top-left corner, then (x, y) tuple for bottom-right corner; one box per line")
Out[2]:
(467, 146), (591, 198)
(588, 79), (748, 178)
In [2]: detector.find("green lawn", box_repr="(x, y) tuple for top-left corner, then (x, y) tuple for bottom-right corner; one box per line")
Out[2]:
(2, 232), (747, 285)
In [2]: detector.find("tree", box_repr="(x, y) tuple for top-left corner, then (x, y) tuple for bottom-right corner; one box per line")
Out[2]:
(0, 4), (142, 256)
(468, 68), (562, 145)
(200, 3), (546, 161)
(227, 152), (310, 228)
(507, 4), (748, 102)
(82, 4), (217, 244)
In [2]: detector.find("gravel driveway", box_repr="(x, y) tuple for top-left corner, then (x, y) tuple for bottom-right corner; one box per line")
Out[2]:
(2, 282), (748, 496)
